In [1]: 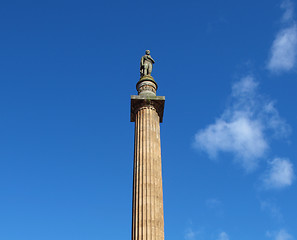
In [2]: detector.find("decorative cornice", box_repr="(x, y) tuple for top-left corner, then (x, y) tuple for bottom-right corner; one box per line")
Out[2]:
(130, 95), (165, 123)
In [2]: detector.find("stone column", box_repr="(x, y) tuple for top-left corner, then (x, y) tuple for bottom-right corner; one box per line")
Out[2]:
(131, 76), (165, 240)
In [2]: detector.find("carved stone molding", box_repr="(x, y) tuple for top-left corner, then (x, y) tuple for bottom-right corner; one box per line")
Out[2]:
(136, 76), (158, 96)
(130, 95), (165, 123)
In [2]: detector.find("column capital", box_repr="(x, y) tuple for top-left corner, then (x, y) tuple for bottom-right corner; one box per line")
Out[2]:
(130, 95), (165, 123)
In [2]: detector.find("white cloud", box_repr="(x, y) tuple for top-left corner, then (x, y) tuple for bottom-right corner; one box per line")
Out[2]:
(267, 0), (297, 73)
(263, 102), (291, 138)
(267, 229), (293, 240)
(218, 232), (229, 240)
(263, 158), (295, 189)
(267, 25), (297, 72)
(195, 117), (267, 171)
(194, 77), (290, 171)
(275, 230), (294, 240)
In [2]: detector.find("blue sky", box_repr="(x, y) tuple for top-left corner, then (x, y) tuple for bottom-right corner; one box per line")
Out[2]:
(0, 0), (296, 240)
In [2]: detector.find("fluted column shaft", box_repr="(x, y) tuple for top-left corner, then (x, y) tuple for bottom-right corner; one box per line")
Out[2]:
(132, 104), (164, 240)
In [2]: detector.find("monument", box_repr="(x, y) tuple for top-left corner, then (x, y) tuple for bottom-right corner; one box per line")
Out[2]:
(130, 50), (165, 240)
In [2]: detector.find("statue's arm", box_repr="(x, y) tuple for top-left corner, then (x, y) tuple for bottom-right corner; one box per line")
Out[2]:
(140, 56), (144, 66)
(148, 56), (155, 63)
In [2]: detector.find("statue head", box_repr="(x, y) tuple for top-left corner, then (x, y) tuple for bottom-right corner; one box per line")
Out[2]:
(145, 50), (150, 55)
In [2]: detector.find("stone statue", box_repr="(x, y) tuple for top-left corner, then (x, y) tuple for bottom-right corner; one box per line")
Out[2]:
(140, 50), (155, 77)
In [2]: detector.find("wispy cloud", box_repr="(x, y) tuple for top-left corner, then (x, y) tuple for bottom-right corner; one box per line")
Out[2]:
(267, 0), (297, 73)
(206, 198), (224, 217)
(260, 200), (283, 221)
(262, 158), (295, 189)
(206, 198), (222, 208)
(267, 229), (294, 240)
(281, 0), (294, 22)
(185, 228), (199, 240)
(217, 232), (229, 240)
(194, 76), (290, 171)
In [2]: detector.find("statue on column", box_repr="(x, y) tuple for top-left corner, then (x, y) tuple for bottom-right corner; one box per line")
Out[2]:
(140, 50), (155, 77)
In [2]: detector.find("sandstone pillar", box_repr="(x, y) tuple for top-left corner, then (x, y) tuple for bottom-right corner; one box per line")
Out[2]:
(131, 76), (165, 240)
